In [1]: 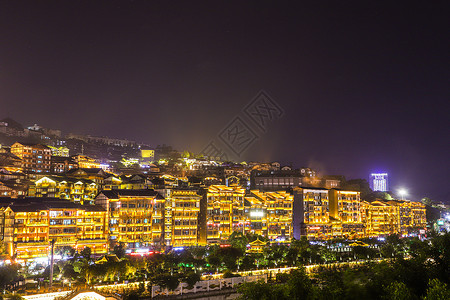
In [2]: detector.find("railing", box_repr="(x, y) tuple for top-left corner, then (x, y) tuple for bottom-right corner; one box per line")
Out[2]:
(94, 274), (267, 298)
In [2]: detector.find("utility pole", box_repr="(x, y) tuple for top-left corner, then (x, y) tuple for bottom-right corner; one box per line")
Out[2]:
(49, 239), (55, 289)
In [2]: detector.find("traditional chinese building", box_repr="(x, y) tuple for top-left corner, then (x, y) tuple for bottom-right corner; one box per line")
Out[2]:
(28, 176), (99, 204)
(244, 190), (293, 243)
(0, 197), (108, 260)
(11, 142), (52, 173)
(95, 189), (165, 249)
(206, 185), (245, 243)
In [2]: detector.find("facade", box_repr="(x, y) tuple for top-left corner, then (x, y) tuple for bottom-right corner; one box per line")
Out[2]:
(65, 168), (108, 185)
(11, 142), (52, 173)
(206, 185), (246, 243)
(0, 198), (108, 260)
(72, 155), (100, 169)
(95, 189), (165, 249)
(329, 189), (364, 239)
(396, 200), (427, 234)
(28, 176), (99, 204)
(48, 146), (70, 157)
(51, 156), (78, 173)
(370, 173), (389, 192)
(251, 170), (302, 190)
(164, 189), (202, 247)
(362, 200), (399, 237)
(244, 190), (293, 242)
(293, 187), (331, 240)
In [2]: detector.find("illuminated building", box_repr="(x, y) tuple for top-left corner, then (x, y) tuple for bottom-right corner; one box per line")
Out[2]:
(329, 189), (364, 238)
(0, 198), (108, 260)
(163, 189), (202, 247)
(0, 152), (22, 168)
(72, 155), (100, 169)
(0, 179), (27, 198)
(321, 175), (344, 189)
(95, 189), (165, 249)
(119, 174), (152, 190)
(206, 185), (245, 243)
(11, 142), (52, 173)
(244, 190), (293, 242)
(250, 169), (302, 190)
(66, 168), (108, 186)
(48, 146), (70, 157)
(293, 187), (331, 240)
(362, 200), (399, 237)
(370, 173), (389, 192)
(28, 176), (99, 204)
(247, 238), (267, 253)
(51, 156), (77, 173)
(141, 149), (155, 166)
(394, 200), (427, 234)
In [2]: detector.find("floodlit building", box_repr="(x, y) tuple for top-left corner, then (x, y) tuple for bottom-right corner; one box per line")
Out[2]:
(394, 200), (427, 235)
(244, 190), (293, 242)
(329, 189), (364, 238)
(293, 187), (331, 240)
(250, 170), (302, 190)
(48, 146), (70, 157)
(362, 200), (399, 237)
(11, 142), (52, 173)
(95, 189), (165, 249)
(0, 198), (108, 260)
(72, 155), (100, 169)
(206, 185), (246, 243)
(164, 189), (202, 247)
(28, 176), (99, 204)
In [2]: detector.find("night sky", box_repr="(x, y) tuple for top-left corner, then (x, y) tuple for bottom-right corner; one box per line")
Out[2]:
(1, 1), (449, 202)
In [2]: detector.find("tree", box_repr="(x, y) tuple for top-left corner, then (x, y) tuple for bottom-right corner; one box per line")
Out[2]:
(56, 246), (75, 258)
(113, 242), (126, 259)
(80, 247), (92, 260)
(181, 272), (200, 289)
(286, 268), (317, 300)
(423, 279), (450, 300)
(218, 246), (244, 271)
(0, 264), (20, 292)
(383, 281), (416, 300)
(228, 232), (248, 252)
(237, 281), (288, 300)
(154, 273), (180, 291)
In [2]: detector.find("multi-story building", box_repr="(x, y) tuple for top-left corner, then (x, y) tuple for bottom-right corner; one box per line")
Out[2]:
(28, 176), (99, 204)
(51, 156), (78, 173)
(65, 168), (108, 186)
(72, 155), (100, 169)
(0, 180), (27, 198)
(370, 173), (389, 192)
(293, 187), (331, 240)
(0, 197), (108, 260)
(250, 170), (302, 190)
(48, 146), (70, 157)
(95, 189), (165, 249)
(362, 200), (399, 237)
(394, 200), (427, 234)
(206, 185), (245, 243)
(11, 142), (52, 173)
(164, 189), (202, 247)
(0, 152), (22, 168)
(329, 189), (364, 238)
(244, 190), (293, 242)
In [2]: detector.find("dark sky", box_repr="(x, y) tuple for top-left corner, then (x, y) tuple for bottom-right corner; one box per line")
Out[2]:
(1, 1), (449, 202)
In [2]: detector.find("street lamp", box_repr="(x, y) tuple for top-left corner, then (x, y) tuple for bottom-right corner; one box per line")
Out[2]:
(398, 188), (408, 200)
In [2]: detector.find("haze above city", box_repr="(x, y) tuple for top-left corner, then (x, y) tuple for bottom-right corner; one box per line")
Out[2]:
(1, 1), (448, 202)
